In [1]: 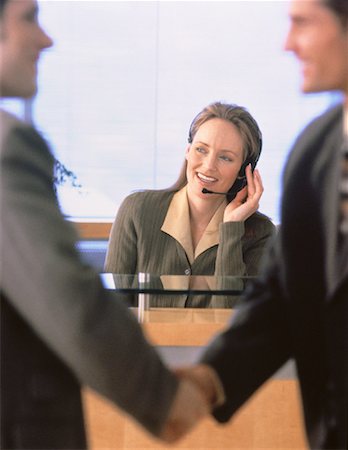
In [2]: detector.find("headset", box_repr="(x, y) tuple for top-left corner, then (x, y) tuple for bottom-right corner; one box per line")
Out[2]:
(228, 143), (262, 199)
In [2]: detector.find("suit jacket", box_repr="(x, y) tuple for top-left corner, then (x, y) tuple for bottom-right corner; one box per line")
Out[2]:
(105, 189), (275, 307)
(0, 110), (178, 449)
(200, 104), (348, 449)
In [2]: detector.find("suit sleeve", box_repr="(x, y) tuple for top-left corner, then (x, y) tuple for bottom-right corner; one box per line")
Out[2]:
(200, 239), (291, 422)
(0, 124), (178, 436)
(215, 216), (275, 276)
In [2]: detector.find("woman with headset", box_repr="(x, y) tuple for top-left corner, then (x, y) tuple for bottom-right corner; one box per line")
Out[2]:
(104, 102), (275, 307)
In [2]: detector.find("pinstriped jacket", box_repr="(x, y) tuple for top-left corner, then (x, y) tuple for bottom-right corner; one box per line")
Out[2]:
(105, 187), (275, 307)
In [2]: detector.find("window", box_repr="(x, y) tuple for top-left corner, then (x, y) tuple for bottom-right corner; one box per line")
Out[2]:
(31, 1), (338, 223)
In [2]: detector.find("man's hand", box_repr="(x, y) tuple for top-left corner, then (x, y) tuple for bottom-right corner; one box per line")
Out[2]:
(175, 364), (225, 408)
(159, 377), (210, 443)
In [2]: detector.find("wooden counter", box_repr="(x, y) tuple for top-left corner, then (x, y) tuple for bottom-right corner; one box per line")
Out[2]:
(82, 308), (308, 449)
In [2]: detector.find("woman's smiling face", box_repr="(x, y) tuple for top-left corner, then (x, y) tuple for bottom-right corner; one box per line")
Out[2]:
(185, 118), (244, 200)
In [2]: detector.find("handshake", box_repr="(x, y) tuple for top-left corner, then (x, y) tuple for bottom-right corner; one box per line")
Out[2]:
(158, 364), (225, 443)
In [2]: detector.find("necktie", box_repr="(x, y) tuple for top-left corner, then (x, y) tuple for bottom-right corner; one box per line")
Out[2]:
(337, 136), (348, 279)
(339, 136), (348, 235)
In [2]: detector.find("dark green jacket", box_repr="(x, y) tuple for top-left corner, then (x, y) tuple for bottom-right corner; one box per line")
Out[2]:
(105, 189), (275, 307)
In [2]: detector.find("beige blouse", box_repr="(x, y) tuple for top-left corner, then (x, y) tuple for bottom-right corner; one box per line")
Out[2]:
(161, 186), (227, 265)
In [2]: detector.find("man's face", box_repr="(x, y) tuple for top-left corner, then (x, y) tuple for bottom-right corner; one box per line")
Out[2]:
(284, 0), (348, 95)
(0, 0), (53, 98)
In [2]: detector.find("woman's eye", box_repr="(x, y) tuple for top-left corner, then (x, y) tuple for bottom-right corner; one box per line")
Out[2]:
(195, 147), (206, 154)
(219, 155), (232, 162)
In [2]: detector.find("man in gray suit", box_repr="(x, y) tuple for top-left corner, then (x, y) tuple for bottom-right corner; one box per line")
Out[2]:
(176, 0), (348, 448)
(0, 1), (209, 448)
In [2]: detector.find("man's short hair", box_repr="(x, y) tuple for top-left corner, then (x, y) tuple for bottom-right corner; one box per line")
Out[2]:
(324, 0), (348, 26)
(0, 0), (9, 16)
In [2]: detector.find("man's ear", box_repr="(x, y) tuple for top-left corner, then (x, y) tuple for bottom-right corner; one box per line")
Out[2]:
(185, 144), (191, 161)
(0, 21), (5, 40)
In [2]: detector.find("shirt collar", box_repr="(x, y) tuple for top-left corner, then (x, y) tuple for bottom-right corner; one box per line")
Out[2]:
(161, 186), (227, 264)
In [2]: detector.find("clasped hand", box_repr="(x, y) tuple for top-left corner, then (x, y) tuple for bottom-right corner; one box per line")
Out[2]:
(159, 365), (220, 443)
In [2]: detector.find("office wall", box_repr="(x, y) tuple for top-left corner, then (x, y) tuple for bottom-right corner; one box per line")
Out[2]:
(16, 2), (341, 222)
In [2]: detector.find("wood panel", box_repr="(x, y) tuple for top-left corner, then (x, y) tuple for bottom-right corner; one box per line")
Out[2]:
(142, 307), (233, 346)
(72, 221), (112, 239)
(82, 308), (308, 449)
(83, 378), (307, 449)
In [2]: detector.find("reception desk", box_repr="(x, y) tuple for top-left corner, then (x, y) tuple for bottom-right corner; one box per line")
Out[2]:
(82, 304), (308, 449)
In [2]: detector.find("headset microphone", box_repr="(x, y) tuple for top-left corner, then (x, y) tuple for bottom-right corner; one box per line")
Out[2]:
(202, 188), (230, 195)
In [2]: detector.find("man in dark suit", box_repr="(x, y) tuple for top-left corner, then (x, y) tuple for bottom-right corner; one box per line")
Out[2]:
(176, 0), (348, 448)
(0, 1), (209, 448)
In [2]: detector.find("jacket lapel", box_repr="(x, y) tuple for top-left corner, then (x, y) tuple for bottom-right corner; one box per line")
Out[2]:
(161, 187), (195, 264)
(321, 119), (345, 298)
